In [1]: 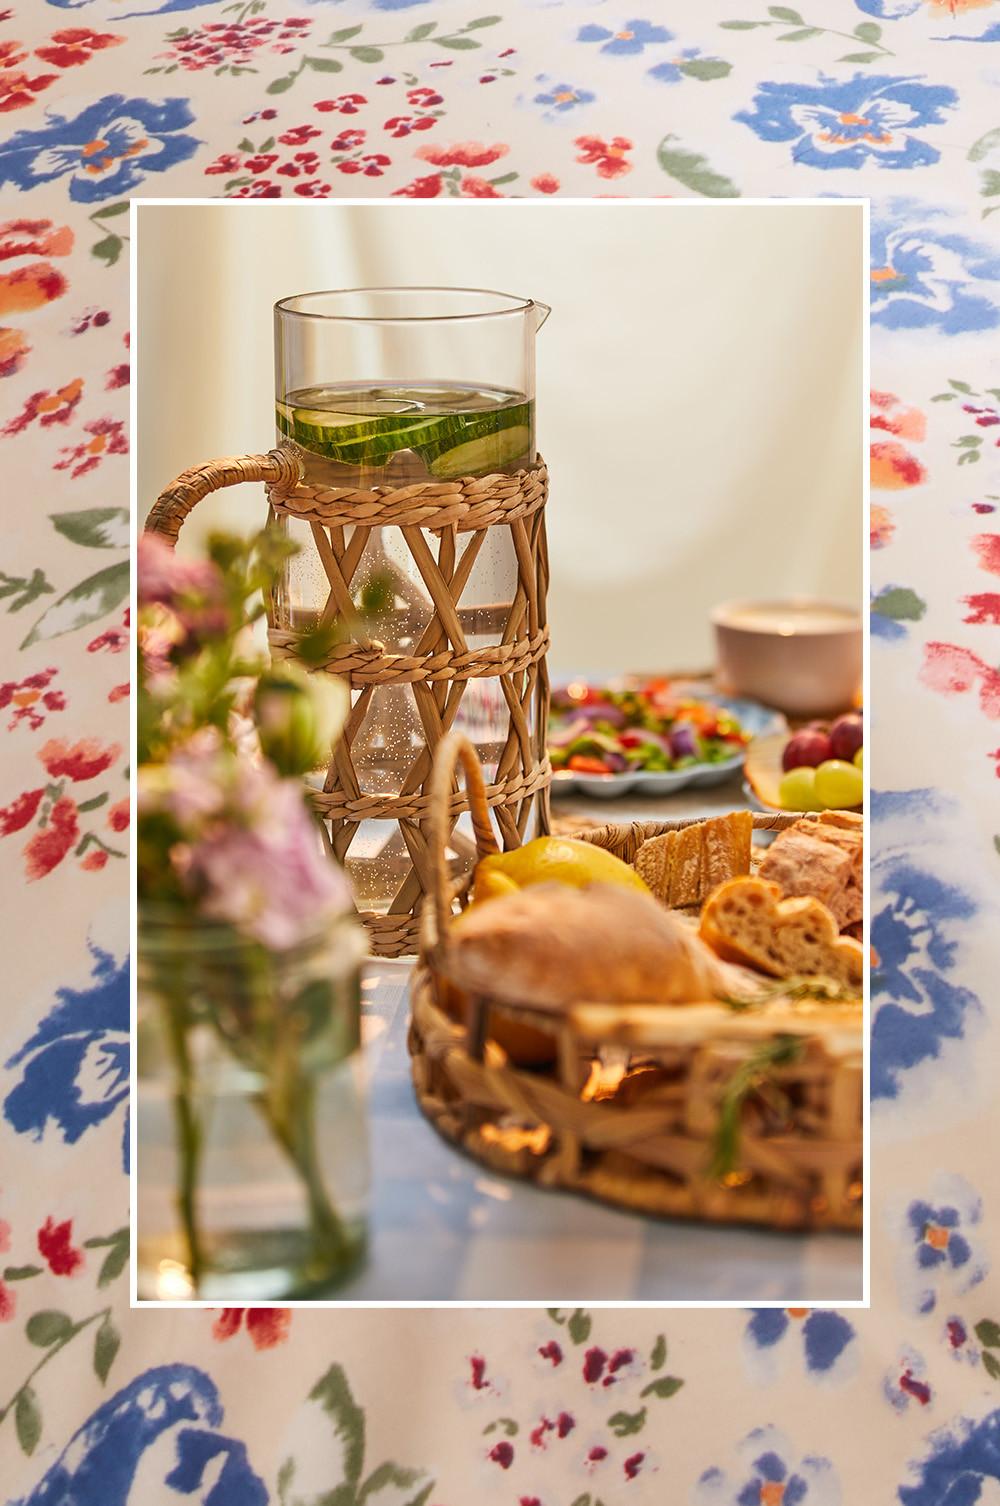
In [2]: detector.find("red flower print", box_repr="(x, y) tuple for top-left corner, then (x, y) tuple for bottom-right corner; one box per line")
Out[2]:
(488, 1442), (514, 1469)
(155, 15), (311, 72)
(40, 738), (120, 782)
(244, 153), (279, 175)
(331, 128), (365, 152)
(417, 142), (507, 168)
(920, 642), (1000, 719)
(384, 113), (436, 138)
(624, 1451), (645, 1479)
(0, 1280), (15, 1322)
(23, 796), (78, 879)
(0, 50), (58, 113)
(538, 1339), (563, 1366)
(242, 109), (277, 124)
(575, 134), (633, 180)
(278, 124), (320, 146)
(37, 1216), (84, 1275)
(460, 176), (501, 198)
(0, 218), (74, 262)
(107, 798), (130, 833)
(35, 28), (125, 68)
(69, 308), (111, 335)
(531, 172), (560, 194)
(88, 610), (129, 654)
(0, 1219), (9, 1253)
(108, 682), (129, 703)
(315, 93), (365, 114)
(293, 180), (333, 198)
(0, 788), (43, 835)
(204, 152), (243, 176)
(81, 848), (108, 872)
(408, 87), (443, 107)
(972, 534), (1000, 576)
(965, 594), (1000, 626)
(212, 1308), (292, 1348)
(3, 378), (83, 436)
(870, 389), (926, 441)
(0, 668), (65, 731)
(392, 174), (442, 198)
(232, 181), (282, 198)
(338, 153), (391, 178)
(54, 416), (128, 477)
(106, 361), (130, 389)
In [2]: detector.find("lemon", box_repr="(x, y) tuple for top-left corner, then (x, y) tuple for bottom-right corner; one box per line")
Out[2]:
(471, 836), (649, 904)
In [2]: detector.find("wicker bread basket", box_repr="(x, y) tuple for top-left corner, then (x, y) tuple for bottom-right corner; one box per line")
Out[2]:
(408, 733), (863, 1233)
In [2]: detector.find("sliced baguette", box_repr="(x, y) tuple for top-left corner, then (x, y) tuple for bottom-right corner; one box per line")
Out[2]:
(699, 876), (863, 990)
(635, 811), (752, 908)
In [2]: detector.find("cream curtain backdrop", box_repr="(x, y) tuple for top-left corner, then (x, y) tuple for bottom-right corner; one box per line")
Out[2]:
(137, 200), (863, 677)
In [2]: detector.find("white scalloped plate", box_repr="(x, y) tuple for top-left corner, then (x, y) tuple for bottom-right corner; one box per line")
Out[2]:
(549, 695), (786, 800)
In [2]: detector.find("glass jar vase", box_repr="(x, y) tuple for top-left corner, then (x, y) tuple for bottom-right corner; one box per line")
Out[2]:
(136, 906), (369, 1301)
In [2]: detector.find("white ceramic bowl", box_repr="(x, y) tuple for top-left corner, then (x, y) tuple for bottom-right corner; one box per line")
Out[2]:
(712, 598), (862, 718)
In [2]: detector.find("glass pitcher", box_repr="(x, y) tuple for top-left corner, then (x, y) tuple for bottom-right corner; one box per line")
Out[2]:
(270, 287), (551, 919)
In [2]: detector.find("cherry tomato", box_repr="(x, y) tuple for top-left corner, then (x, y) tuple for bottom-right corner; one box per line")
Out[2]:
(567, 755), (611, 775)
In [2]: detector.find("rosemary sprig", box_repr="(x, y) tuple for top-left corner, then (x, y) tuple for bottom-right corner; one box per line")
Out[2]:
(719, 974), (860, 1011)
(709, 1034), (802, 1181)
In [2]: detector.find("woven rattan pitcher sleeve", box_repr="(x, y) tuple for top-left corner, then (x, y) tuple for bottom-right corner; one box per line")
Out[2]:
(144, 449), (303, 546)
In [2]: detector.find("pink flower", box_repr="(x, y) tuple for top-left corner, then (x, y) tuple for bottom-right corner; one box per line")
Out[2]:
(138, 534), (227, 640)
(0, 1280), (15, 1322)
(461, 176), (501, 198)
(187, 778), (350, 948)
(531, 172), (560, 195)
(39, 737), (120, 781)
(575, 134), (633, 180)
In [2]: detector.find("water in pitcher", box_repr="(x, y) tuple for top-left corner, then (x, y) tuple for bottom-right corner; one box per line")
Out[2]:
(272, 382), (535, 912)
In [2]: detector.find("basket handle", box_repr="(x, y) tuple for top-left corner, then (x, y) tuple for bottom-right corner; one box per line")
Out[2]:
(427, 731), (501, 957)
(144, 448), (303, 548)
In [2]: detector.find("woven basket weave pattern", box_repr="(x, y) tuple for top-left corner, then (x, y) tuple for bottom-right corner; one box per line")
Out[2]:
(409, 732), (863, 1234)
(145, 451), (552, 958)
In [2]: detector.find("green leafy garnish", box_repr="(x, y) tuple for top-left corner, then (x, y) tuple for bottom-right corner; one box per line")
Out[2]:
(710, 1035), (802, 1180)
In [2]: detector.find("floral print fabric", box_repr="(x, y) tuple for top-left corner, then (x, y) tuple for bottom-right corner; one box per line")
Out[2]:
(1, 0), (999, 1502)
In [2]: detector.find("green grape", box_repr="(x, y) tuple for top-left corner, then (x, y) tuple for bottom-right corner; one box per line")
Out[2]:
(778, 766), (819, 811)
(853, 746), (864, 770)
(814, 759), (863, 809)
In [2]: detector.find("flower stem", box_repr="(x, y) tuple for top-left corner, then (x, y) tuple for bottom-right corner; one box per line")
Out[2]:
(159, 991), (205, 1288)
(0, 1308), (110, 1427)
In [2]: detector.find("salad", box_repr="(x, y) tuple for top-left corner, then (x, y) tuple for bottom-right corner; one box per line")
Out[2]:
(549, 680), (751, 777)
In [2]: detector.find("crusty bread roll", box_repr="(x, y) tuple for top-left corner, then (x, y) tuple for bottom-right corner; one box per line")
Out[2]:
(758, 813), (863, 929)
(699, 876), (863, 989)
(634, 811), (752, 908)
(444, 882), (733, 1010)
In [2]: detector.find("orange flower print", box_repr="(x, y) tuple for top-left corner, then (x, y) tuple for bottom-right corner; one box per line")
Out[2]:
(2, 377), (82, 434)
(0, 261), (68, 314)
(0, 326), (28, 377)
(39, 737), (121, 781)
(575, 134), (633, 179)
(0, 40), (58, 113)
(23, 796), (79, 880)
(0, 218), (74, 262)
(870, 391), (927, 492)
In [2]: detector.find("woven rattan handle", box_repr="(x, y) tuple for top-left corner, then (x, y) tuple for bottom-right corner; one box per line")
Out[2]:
(427, 731), (502, 956)
(144, 448), (303, 547)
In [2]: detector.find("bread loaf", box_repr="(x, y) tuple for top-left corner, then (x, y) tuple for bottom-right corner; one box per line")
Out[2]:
(444, 882), (734, 1010)
(699, 876), (863, 989)
(635, 811), (752, 908)
(758, 812), (863, 929)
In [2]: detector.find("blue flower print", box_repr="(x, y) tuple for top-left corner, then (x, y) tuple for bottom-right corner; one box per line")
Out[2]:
(532, 78), (596, 115)
(11, 1366), (267, 1506)
(900, 1410), (1000, 1505)
(735, 73), (957, 171)
(871, 201), (1000, 334)
(648, 49), (710, 84)
(693, 1427), (840, 1506)
(3, 945), (129, 1170)
(745, 1309), (856, 1382)
(870, 788), (986, 1104)
(855, 0), (1000, 40)
(898, 1173), (988, 1315)
(577, 18), (672, 54)
(0, 95), (199, 203)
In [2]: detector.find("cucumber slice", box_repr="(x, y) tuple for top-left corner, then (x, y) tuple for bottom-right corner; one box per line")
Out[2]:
(430, 424), (532, 479)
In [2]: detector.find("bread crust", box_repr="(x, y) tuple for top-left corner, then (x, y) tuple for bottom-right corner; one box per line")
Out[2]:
(635, 812), (752, 908)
